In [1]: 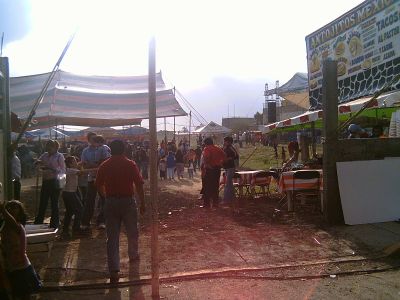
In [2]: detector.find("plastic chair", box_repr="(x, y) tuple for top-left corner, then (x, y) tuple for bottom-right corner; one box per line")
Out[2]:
(292, 170), (321, 211)
(232, 172), (243, 198)
(251, 171), (273, 198)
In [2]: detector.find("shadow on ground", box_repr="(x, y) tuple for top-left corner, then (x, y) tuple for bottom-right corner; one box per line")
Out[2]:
(22, 174), (400, 289)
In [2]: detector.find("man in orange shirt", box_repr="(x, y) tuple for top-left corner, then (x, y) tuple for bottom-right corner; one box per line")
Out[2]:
(201, 137), (226, 208)
(96, 140), (145, 284)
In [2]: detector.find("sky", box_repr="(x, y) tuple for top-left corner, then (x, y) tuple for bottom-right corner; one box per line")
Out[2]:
(1, 0), (364, 131)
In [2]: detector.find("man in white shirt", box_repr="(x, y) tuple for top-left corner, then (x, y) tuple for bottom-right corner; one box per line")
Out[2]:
(34, 140), (66, 229)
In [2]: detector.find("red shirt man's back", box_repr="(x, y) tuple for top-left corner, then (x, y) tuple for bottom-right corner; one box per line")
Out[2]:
(96, 155), (144, 197)
(203, 145), (226, 168)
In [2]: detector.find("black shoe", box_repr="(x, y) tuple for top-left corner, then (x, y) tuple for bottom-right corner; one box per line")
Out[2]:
(110, 272), (119, 284)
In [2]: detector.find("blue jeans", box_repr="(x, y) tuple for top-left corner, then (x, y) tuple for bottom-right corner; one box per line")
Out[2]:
(167, 167), (175, 179)
(104, 197), (138, 273)
(223, 168), (235, 203)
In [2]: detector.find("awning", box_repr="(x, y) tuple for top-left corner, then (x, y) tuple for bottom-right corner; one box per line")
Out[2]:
(265, 90), (400, 133)
(10, 70), (187, 129)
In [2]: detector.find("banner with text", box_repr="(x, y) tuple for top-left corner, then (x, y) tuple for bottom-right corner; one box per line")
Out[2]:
(305, 0), (400, 108)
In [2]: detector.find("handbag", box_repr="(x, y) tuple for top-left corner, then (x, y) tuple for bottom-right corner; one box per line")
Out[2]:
(56, 173), (66, 189)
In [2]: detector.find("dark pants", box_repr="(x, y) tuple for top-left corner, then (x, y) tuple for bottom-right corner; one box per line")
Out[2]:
(105, 197), (138, 272)
(203, 168), (221, 207)
(62, 191), (83, 232)
(35, 179), (60, 228)
(78, 186), (87, 205)
(141, 162), (148, 179)
(81, 181), (105, 227)
(8, 264), (41, 297)
(13, 179), (21, 200)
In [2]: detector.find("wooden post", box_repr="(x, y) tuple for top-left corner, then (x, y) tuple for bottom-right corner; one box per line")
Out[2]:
(300, 134), (309, 162)
(148, 36), (160, 297)
(322, 59), (343, 224)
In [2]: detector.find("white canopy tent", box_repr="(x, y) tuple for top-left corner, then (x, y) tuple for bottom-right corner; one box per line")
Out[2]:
(10, 70), (187, 129)
(27, 128), (69, 140)
(193, 121), (231, 135)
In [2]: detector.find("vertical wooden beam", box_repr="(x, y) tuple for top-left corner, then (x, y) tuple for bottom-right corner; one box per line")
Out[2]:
(322, 59), (343, 224)
(148, 36), (160, 298)
(300, 134), (309, 162)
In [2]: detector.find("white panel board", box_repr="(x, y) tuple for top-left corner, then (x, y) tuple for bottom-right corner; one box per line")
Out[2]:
(337, 160), (400, 225)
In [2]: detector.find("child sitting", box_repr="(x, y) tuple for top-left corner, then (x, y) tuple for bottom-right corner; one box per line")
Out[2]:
(159, 156), (166, 180)
(0, 200), (42, 299)
(188, 159), (194, 179)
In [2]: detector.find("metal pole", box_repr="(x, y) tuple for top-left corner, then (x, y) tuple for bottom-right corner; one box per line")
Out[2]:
(1, 57), (12, 201)
(173, 116), (176, 141)
(12, 30), (76, 147)
(164, 117), (167, 144)
(188, 111), (192, 147)
(311, 121), (316, 156)
(148, 36), (160, 298)
(1, 32), (4, 57)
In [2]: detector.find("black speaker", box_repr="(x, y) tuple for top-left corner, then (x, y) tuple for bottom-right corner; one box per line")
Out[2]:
(267, 102), (277, 123)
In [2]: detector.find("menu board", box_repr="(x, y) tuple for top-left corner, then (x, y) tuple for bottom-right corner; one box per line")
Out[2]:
(306, 0), (400, 108)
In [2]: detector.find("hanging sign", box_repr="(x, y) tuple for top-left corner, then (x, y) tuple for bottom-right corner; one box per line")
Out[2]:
(306, 0), (400, 107)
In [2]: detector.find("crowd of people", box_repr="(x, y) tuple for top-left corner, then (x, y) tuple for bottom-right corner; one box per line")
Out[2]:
(2, 126), (347, 298)
(1, 129), (246, 297)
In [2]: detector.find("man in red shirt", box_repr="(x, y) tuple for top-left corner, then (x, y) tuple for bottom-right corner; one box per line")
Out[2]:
(96, 140), (145, 284)
(201, 137), (226, 208)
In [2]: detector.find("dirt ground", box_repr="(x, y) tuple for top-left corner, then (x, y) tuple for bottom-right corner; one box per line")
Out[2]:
(19, 173), (400, 299)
